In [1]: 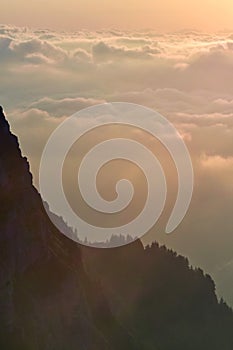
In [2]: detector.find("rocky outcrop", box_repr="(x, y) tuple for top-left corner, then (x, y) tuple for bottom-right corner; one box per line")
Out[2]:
(0, 106), (137, 350)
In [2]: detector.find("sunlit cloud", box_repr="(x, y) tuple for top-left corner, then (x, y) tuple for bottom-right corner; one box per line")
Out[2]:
(1, 24), (233, 304)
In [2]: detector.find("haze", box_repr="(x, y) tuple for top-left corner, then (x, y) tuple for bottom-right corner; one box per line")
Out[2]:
(1, 0), (233, 31)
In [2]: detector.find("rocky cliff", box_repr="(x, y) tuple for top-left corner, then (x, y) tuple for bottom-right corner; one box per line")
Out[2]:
(1, 106), (233, 350)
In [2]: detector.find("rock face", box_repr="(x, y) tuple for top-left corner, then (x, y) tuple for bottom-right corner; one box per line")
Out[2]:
(0, 106), (137, 350)
(0, 106), (233, 350)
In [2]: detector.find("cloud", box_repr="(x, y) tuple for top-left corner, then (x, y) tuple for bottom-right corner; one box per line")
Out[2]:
(0, 36), (67, 64)
(29, 97), (106, 117)
(92, 41), (160, 62)
(2, 24), (233, 304)
(200, 154), (233, 173)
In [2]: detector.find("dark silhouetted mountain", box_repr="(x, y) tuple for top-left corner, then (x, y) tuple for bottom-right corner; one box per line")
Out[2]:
(0, 106), (137, 350)
(1, 106), (233, 349)
(82, 243), (233, 349)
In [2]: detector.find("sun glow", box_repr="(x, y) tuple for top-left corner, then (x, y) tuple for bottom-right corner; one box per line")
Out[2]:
(1, 0), (233, 31)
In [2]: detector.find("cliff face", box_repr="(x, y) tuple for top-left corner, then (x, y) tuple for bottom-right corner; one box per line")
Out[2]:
(0, 105), (47, 337)
(0, 106), (136, 350)
(1, 106), (233, 350)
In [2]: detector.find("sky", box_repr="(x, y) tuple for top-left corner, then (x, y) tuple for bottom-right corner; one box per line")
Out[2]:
(1, 0), (233, 31)
(0, 1), (233, 305)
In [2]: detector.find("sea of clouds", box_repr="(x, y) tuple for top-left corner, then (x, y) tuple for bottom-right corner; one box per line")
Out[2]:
(1, 24), (233, 304)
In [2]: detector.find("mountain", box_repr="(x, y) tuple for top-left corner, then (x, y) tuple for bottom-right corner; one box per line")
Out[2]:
(0, 105), (233, 349)
(82, 243), (233, 349)
(0, 106), (137, 350)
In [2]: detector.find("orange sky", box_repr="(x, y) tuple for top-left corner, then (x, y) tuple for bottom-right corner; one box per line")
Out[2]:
(1, 0), (233, 31)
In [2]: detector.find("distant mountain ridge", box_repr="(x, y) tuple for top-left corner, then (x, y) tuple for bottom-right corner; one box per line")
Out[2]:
(1, 106), (233, 349)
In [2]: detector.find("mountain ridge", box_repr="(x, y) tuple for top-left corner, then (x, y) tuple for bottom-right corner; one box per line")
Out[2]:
(0, 105), (138, 350)
(1, 106), (233, 349)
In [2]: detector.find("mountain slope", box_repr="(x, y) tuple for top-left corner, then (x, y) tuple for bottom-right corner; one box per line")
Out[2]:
(83, 242), (233, 349)
(0, 106), (233, 349)
(0, 106), (137, 350)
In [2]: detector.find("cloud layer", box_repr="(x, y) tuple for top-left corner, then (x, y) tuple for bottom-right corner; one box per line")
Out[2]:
(1, 24), (233, 304)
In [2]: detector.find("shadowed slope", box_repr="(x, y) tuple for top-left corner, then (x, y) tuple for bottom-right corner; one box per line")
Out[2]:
(1, 106), (233, 349)
(0, 106), (137, 350)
